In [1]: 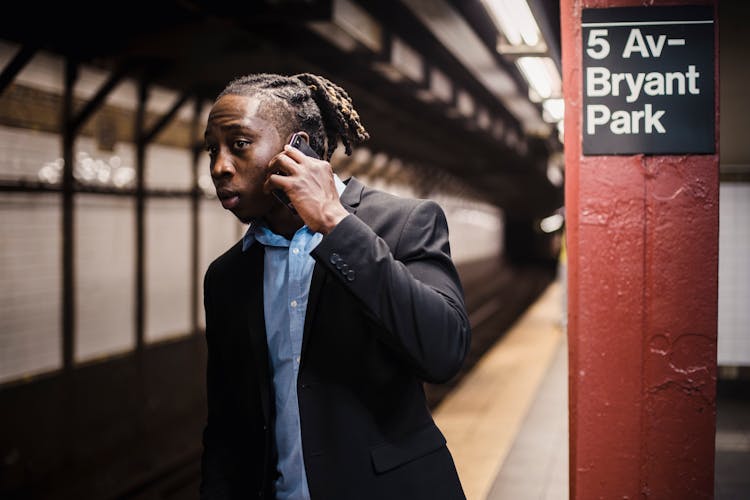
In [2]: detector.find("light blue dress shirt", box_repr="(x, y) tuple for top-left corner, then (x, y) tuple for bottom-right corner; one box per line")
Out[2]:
(241, 175), (346, 500)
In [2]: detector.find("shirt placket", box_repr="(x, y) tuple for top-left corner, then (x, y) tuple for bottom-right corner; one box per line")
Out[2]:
(288, 238), (304, 377)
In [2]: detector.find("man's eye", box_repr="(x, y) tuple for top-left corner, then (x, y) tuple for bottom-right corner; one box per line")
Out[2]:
(205, 145), (217, 157)
(233, 140), (250, 149)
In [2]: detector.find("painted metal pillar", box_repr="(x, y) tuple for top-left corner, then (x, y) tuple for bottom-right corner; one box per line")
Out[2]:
(561, 0), (719, 498)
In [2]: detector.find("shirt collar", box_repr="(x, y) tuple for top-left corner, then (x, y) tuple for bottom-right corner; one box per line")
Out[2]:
(242, 174), (347, 252)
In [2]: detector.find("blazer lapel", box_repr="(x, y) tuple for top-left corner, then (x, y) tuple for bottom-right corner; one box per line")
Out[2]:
(300, 177), (364, 359)
(244, 243), (272, 425)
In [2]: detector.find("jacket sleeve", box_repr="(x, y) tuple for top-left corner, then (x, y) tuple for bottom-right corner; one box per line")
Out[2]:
(310, 199), (471, 383)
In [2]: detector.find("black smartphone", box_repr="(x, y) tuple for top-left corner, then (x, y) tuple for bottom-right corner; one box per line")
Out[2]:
(273, 132), (320, 214)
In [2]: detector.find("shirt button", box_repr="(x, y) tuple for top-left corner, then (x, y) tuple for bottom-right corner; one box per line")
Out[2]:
(296, 356), (301, 363)
(290, 300), (298, 308)
(292, 248), (300, 255)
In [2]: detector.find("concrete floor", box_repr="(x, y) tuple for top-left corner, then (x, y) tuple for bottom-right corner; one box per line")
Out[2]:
(435, 277), (750, 500)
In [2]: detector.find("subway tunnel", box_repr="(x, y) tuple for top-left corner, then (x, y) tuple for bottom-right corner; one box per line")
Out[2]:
(0, 1), (747, 499)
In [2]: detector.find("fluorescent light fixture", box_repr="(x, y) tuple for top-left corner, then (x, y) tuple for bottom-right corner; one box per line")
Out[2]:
(373, 36), (424, 84)
(492, 119), (506, 140)
(307, 22), (358, 52)
(401, 0), (549, 133)
(417, 67), (453, 103)
(371, 62), (404, 83)
(371, 152), (390, 171)
(477, 108), (491, 130)
(391, 37), (424, 83)
(546, 164), (564, 187)
(307, 0), (382, 53)
(414, 89), (436, 103)
(516, 139), (528, 156)
(352, 147), (372, 165)
(540, 213), (564, 233)
(430, 67), (453, 102)
(401, 1), (519, 95)
(506, 129), (519, 147)
(456, 90), (474, 118)
(543, 98), (564, 123)
(481, 0), (541, 47)
(516, 56), (561, 100)
(415, 67), (453, 103)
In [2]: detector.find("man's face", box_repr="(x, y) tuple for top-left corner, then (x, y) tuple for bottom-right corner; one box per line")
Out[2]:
(204, 94), (283, 223)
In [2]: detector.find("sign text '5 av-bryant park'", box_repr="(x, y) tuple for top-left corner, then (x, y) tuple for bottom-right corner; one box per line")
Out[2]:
(582, 6), (714, 155)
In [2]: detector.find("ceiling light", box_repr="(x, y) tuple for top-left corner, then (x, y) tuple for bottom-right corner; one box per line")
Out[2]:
(492, 119), (506, 140)
(477, 108), (491, 130)
(540, 213), (564, 233)
(372, 36), (424, 85)
(516, 57), (561, 100)
(456, 90), (475, 118)
(390, 37), (423, 83)
(415, 67), (454, 104)
(481, 0), (541, 47)
(429, 67), (453, 103)
(307, 0), (382, 53)
(543, 98), (564, 123)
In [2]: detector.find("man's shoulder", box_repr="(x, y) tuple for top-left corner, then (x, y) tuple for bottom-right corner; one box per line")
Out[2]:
(354, 179), (444, 222)
(352, 179), (428, 213)
(205, 239), (244, 279)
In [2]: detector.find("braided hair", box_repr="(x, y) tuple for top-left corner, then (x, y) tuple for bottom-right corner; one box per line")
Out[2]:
(216, 73), (369, 160)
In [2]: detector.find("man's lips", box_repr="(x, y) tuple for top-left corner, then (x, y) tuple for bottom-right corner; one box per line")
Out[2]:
(216, 188), (240, 209)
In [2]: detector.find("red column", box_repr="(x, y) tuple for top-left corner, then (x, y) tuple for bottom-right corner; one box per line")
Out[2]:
(562, 1), (719, 498)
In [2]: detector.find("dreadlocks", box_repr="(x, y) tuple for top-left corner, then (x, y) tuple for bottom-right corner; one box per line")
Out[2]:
(216, 73), (369, 160)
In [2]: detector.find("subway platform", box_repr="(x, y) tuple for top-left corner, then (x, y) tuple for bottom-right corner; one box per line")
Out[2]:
(435, 278), (750, 500)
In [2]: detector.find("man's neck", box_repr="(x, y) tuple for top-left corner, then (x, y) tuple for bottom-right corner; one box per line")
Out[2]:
(264, 204), (304, 240)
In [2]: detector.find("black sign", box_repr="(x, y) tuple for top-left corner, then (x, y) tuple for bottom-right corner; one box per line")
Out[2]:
(582, 6), (714, 155)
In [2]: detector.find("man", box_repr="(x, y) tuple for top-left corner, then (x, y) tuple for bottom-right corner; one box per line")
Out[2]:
(201, 72), (470, 499)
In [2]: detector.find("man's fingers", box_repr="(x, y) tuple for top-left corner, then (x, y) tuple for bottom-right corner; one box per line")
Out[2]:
(268, 151), (300, 176)
(263, 172), (291, 194)
(283, 144), (308, 162)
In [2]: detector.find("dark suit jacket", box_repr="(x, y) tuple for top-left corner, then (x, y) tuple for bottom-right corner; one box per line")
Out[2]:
(200, 177), (471, 499)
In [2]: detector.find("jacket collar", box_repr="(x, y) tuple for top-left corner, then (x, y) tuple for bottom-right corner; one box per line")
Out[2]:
(339, 176), (364, 214)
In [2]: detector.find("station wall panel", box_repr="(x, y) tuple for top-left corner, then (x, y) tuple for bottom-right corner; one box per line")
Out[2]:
(0, 192), (62, 383)
(718, 182), (750, 366)
(145, 197), (192, 343)
(74, 195), (135, 363)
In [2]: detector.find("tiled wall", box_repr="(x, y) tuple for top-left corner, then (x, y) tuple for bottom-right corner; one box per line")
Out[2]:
(74, 195), (136, 362)
(0, 192), (62, 383)
(357, 177), (504, 265)
(0, 44), (504, 385)
(718, 182), (750, 366)
(144, 198), (192, 343)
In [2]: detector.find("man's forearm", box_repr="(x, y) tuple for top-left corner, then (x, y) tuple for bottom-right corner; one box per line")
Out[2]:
(311, 201), (471, 383)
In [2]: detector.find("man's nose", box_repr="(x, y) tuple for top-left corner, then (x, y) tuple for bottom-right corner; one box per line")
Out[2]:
(211, 150), (235, 179)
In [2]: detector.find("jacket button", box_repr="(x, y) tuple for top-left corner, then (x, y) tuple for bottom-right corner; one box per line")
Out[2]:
(340, 263), (350, 273)
(346, 269), (356, 282)
(330, 253), (341, 264)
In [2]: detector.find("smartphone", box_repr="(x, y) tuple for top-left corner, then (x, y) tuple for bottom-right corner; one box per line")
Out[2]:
(272, 132), (320, 214)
